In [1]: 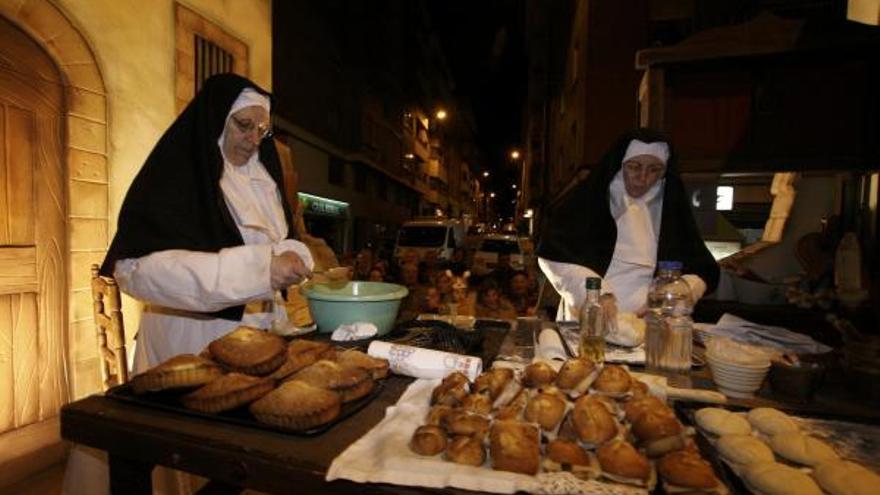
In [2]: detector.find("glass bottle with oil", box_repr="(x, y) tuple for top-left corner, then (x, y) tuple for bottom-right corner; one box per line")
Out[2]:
(578, 277), (606, 363)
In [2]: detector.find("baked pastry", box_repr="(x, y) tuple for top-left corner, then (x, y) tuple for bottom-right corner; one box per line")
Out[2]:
(542, 439), (599, 479)
(472, 368), (513, 400)
(446, 435), (485, 466)
(425, 404), (455, 426)
(624, 395), (673, 424)
(743, 462), (823, 495)
(431, 372), (470, 406)
(494, 388), (529, 421)
(571, 395), (618, 446)
(131, 354), (223, 394)
(208, 326), (287, 376)
(813, 459), (880, 495)
(461, 393), (493, 416)
(489, 420), (540, 475)
(629, 379), (651, 399)
(747, 407), (799, 436)
(334, 349), (390, 380)
(597, 439), (654, 487)
(409, 425), (447, 456)
(290, 360), (374, 403)
(555, 358), (596, 393)
(445, 410), (490, 440)
(716, 434), (775, 466)
(522, 361), (557, 388)
(592, 365), (632, 396)
(630, 409), (685, 457)
(694, 407), (751, 436)
(658, 450), (720, 491)
(285, 286), (314, 327)
(268, 339), (334, 381)
(768, 431), (838, 466)
(249, 380), (341, 431)
(524, 388), (567, 431)
(181, 372), (274, 413)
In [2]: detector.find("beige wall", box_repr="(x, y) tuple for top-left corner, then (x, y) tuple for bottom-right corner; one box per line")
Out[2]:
(56, 0), (272, 230)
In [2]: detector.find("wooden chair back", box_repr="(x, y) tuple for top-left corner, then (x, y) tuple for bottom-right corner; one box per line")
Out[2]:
(91, 264), (129, 390)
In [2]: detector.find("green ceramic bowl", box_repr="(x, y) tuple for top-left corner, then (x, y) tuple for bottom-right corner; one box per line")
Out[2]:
(301, 281), (409, 336)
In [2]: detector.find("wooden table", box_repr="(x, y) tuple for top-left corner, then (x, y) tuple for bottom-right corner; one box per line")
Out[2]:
(61, 319), (879, 495)
(61, 375), (469, 495)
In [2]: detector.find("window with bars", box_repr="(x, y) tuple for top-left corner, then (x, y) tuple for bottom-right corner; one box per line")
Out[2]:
(194, 35), (235, 93)
(175, 3), (249, 114)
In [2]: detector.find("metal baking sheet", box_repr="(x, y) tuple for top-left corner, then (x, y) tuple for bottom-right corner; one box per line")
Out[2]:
(106, 379), (384, 436)
(676, 403), (880, 494)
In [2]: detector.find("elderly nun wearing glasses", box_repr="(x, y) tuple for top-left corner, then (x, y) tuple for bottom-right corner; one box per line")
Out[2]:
(64, 74), (314, 494)
(537, 128), (719, 320)
(101, 73), (313, 372)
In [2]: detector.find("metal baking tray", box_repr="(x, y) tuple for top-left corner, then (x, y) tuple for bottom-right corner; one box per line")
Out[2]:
(105, 378), (384, 436)
(675, 402), (880, 494)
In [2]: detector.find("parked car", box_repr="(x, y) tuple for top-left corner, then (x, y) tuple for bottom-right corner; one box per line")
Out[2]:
(471, 233), (534, 275)
(394, 218), (465, 264)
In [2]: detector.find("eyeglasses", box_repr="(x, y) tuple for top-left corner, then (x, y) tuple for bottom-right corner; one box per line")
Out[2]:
(623, 160), (665, 176)
(230, 115), (273, 140)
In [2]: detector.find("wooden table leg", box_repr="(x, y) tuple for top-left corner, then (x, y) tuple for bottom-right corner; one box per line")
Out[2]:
(195, 480), (243, 495)
(108, 454), (153, 495)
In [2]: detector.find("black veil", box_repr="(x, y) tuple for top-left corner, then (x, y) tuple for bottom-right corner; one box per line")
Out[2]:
(101, 73), (295, 319)
(537, 128), (719, 293)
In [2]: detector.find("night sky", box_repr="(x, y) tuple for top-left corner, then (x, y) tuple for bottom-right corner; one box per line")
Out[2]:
(427, 0), (527, 221)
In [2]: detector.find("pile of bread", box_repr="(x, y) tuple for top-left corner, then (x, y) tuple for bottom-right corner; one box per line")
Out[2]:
(409, 358), (724, 493)
(128, 325), (389, 431)
(695, 406), (880, 495)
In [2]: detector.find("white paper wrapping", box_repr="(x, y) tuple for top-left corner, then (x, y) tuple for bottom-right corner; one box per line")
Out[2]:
(536, 328), (567, 361)
(367, 341), (483, 381)
(326, 379), (647, 495)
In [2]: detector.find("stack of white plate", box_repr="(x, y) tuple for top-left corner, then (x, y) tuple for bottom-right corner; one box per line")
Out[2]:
(707, 351), (771, 398)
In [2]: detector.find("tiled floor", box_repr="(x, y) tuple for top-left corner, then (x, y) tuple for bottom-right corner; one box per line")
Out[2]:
(0, 462), (64, 495)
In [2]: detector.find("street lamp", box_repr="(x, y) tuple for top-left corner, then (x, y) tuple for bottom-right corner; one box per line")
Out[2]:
(435, 109), (447, 121)
(489, 192), (496, 198)
(510, 149), (520, 160)
(512, 184), (517, 189)
(483, 171), (490, 178)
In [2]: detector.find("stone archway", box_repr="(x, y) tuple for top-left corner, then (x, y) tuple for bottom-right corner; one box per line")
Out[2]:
(0, 0), (109, 397)
(0, 0), (108, 486)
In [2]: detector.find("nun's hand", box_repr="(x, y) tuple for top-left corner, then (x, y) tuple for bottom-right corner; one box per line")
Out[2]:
(599, 293), (618, 322)
(270, 251), (311, 289)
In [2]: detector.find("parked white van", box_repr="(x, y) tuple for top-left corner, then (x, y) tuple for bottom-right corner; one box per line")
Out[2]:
(471, 233), (534, 275)
(394, 218), (465, 264)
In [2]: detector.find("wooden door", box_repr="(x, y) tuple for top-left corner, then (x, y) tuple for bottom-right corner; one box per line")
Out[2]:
(0, 15), (68, 486)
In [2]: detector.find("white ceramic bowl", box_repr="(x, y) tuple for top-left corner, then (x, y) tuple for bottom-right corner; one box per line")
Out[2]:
(709, 361), (769, 376)
(706, 352), (772, 370)
(709, 360), (769, 398)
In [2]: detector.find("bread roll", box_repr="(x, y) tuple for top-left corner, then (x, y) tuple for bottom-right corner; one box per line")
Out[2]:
(571, 395), (618, 446)
(524, 389), (567, 431)
(543, 439), (599, 479)
(813, 459), (880, 495)
(747, 407), (799, 436)
(694, 407), (751, 436)
(446, 435), (485, 466)
(597, 439), (652, 486)
(630, 409), (685, 457)
(555, 358), (595, 390)
(522, 361), (557, 388)
(716, 434), (775, 466)
(769, 431), (838, 466)
(489, 420), (541, 475)
(592, 365), (632, 395)
(743, 462), (823, 495)
(658, 450), (719, 490)
(409, 425), (447, 456)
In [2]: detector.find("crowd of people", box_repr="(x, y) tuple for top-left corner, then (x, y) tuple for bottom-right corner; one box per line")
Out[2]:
(342, 246), (541, 322)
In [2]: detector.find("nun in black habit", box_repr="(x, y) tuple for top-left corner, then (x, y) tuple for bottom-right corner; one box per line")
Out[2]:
(537, 128), (719, 320)
(102, 73), (313, 372)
